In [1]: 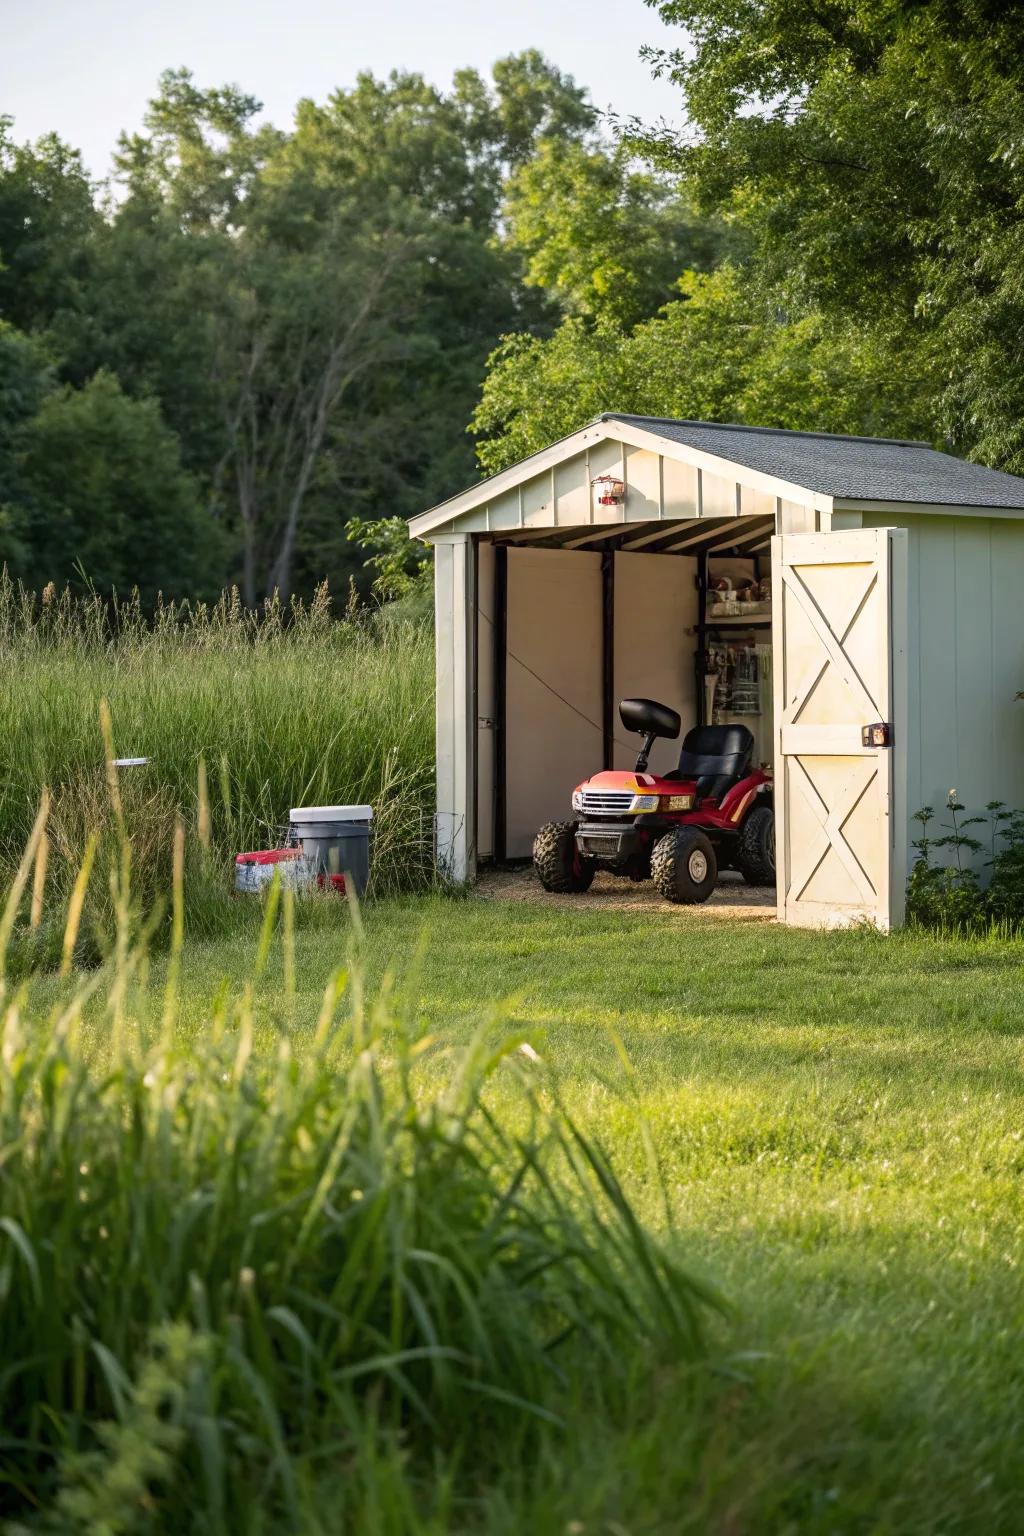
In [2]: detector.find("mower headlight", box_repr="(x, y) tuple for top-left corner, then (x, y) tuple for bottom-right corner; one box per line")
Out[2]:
(628, 793), (661, 813)
(571, 789), (584, 812)
(664, 794), (694, 811)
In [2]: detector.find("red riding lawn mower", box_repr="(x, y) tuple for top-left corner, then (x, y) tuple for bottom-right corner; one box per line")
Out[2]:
(533, 697), (775, 904)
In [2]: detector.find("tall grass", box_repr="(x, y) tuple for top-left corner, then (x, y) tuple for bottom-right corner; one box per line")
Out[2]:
(0, 816), (719, 1532)
(0, 574), (437, 950)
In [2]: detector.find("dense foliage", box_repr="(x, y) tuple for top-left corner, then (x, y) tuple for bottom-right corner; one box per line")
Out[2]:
(474, 264), (937, 472)
(0, 57), (603, 602)
(638, 0), (1024, 465)
(474, 2), (1024, 476)
(6, 9), (1024, 591)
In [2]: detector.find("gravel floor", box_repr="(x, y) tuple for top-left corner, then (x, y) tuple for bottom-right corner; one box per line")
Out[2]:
(474, 864), (776, 921)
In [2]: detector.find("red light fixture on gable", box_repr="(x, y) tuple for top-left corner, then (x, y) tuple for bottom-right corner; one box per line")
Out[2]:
(592, 474), (626, 507)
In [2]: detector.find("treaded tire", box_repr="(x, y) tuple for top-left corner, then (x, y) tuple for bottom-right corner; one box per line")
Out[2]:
(533, 820), (595, 894)
(736, 805), (775, 887)
(651, 827), (717, 905)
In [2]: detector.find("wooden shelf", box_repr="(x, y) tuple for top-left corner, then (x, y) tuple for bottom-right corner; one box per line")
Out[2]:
(697, 616), (772, 629)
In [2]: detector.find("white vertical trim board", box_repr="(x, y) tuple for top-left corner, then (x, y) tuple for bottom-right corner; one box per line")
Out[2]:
(888, 529), (910, 926)
(432, 534), (475, 882)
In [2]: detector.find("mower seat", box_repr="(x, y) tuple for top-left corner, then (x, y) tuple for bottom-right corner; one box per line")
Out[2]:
(670, 724), (754, 801)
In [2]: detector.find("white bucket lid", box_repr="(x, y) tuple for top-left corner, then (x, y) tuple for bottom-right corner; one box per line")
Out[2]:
(290, 804), (374, 823)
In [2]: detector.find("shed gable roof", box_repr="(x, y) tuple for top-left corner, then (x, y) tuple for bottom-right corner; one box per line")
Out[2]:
(410, 414), (1024, 539)
(610, 417), (1024, 509)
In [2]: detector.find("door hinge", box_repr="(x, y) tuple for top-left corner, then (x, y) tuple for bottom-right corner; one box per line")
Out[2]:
(862, 722), (893, 748)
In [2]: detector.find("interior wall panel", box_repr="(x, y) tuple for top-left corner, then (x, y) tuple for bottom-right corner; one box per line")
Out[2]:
(504, 548), (603, 857)
(612, 554), (699, 774)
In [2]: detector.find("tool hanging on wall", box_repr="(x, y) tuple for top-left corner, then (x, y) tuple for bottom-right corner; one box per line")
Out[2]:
(704, 669), (718, 722)
(703, 642), (762, 720)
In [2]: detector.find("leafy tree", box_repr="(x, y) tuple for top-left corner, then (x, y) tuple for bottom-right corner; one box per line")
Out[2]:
(0, 54), (625, 603)
(473, 266), (937, 473)
(485, 49), (596, 165)
(52, 72), (275, 520)
(0, 322), (53, 573)
(636, 0), (1024, 469)
(52, 60), (595, 603)
(345, 512), (431, 600)
(0, 122), (97, 335)
(503, 137), (734, 327)
(17, 370), (221, 602)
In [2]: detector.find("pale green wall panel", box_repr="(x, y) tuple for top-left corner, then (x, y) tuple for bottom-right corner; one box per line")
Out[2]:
(865, 511), (1024, 869)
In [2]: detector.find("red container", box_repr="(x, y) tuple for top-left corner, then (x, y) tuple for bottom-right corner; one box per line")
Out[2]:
(234, 847), (304, 893)
(234, 848), (346, 895)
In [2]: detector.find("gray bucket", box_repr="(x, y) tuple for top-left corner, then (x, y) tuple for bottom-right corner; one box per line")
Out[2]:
(289, 805), (374, 895)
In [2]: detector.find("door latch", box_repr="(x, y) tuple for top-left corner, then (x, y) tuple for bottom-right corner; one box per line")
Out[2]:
(862, 722), (893, 748)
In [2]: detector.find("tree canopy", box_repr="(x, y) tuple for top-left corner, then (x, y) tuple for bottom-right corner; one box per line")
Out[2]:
(474, 3), (1024, 480)
(3, 10), (1022, 601)
(0, 57), (599, 602)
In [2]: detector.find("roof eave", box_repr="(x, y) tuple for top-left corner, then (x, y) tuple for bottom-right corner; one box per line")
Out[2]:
(833, 496), (1024, 518)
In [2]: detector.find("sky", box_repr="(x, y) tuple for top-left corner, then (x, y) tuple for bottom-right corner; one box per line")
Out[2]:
(1, 0), (687, 180)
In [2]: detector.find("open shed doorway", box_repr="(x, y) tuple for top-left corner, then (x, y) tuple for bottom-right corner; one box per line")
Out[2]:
(476, 512), (776, 861)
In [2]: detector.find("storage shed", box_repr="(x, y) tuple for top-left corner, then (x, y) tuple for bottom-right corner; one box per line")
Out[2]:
(409, 414), (1024, 928)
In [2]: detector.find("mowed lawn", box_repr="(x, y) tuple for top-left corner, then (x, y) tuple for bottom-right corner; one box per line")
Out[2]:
(152, 895), (1023, 1530)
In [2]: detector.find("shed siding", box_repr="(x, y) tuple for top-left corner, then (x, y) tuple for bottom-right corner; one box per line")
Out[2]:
(740, 484), (777, 520)
(780, 499), (816, 534)
(702, 471), (735, 520)
(522, 473), (553, 528)
(863, 513), (1024, 854)
(624, 446), (663, 519)
(448, 443), (793, 537)
(663, 457), (699, 518)
(554, 454), (590, 525)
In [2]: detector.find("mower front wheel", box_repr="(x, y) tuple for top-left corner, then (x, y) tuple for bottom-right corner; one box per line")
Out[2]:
(736, 804), (775, 887)
(533, 821), (595, 894)
(651, 827), (717, 905)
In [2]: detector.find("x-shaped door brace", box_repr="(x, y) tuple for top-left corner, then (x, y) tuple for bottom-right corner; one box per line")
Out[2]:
(781, 562), (882, 727)
(788, 755), (879, 905)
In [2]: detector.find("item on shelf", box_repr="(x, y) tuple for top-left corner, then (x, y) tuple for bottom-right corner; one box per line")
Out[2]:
(703, 642), (763, 720)
(708, 581), (743, 616)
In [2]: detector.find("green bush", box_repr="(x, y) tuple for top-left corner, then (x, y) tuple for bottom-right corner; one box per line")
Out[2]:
(0, 826), (719, 1532)
(907, 793), (1024, 930)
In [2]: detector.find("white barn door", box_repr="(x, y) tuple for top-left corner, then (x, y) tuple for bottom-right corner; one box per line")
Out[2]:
(772, 528), (908, 929)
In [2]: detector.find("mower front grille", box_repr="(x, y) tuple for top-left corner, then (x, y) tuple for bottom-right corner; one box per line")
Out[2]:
(580, 790), (634, 816)
(579, 832), (626, 856)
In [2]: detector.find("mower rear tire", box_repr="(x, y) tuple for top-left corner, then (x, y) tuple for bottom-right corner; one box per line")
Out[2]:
(533, 820), (595, 894)
(651, 827), (717, 904)
(736, 805), (775, 887)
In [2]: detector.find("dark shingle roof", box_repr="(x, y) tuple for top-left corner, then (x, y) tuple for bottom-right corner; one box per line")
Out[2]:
(605, 415), (1024, 509)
